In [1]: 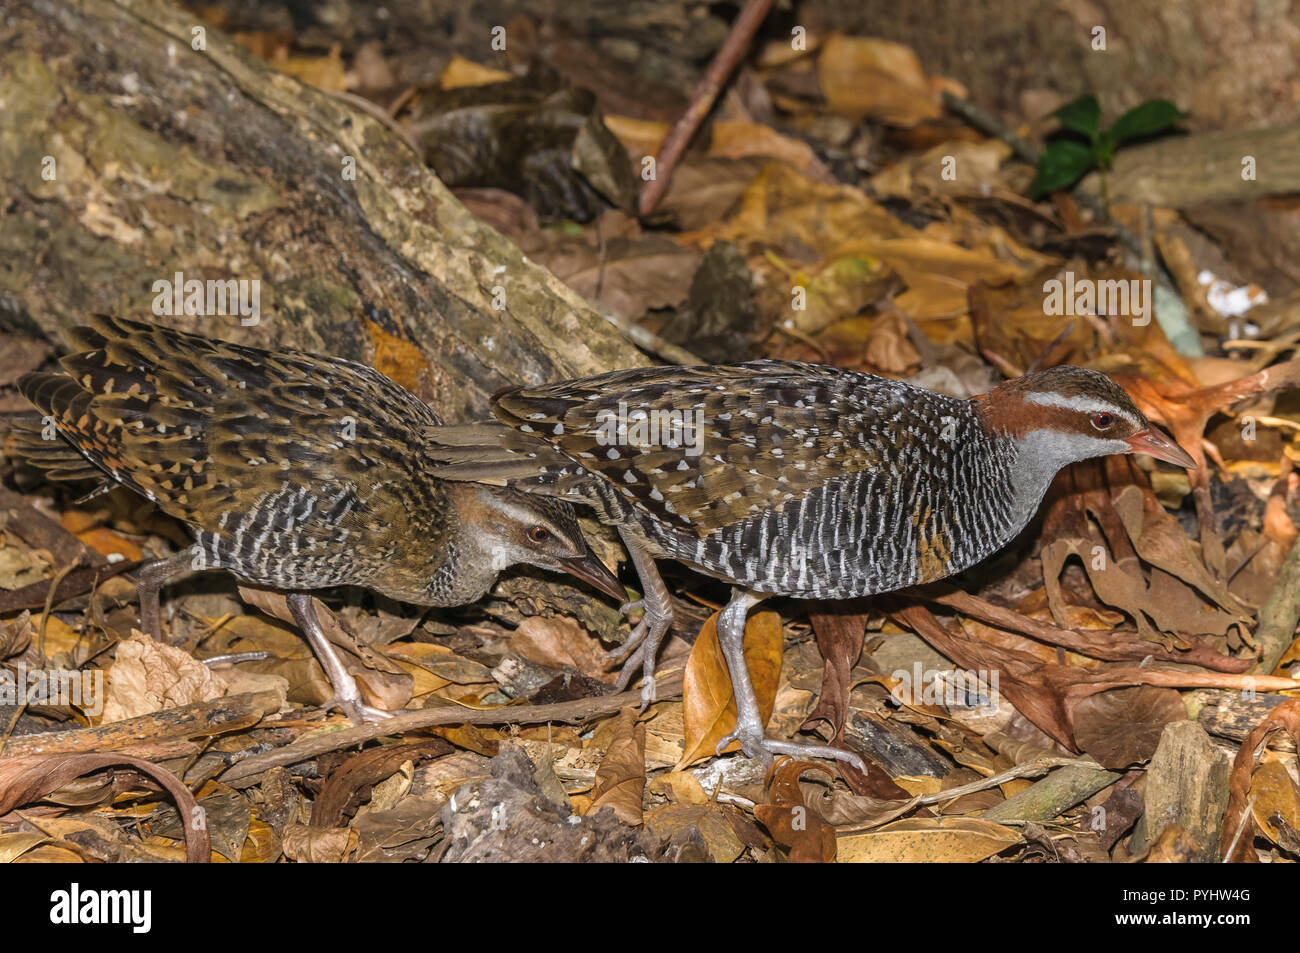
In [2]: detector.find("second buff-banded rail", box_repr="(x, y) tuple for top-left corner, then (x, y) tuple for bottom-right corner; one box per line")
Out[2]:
(13, 315), (624, 724)
(428, 360), (1197, 769)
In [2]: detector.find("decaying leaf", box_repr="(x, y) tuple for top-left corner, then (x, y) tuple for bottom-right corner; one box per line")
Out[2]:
(587, 707), (647, 826)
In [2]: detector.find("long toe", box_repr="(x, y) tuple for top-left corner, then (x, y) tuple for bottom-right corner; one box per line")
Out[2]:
(757, 737), (866, 773)
(723, 726), (865, 773)
(326, 697), (393, 725)
(613, 641), (649, 691)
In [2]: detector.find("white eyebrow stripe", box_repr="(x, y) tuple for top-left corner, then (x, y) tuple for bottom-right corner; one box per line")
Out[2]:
(1024, 391), (1141, 427)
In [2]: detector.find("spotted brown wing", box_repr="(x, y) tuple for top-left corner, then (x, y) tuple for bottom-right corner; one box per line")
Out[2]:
(18, 315), (444, 551)
(490, 360), (908, 536)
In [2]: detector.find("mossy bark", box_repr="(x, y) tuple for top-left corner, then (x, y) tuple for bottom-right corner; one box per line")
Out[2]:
(0, 0), (643, 422)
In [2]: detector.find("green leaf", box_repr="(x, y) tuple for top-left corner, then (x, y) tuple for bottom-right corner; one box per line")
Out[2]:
(1094, 131), (1117, 170)
(1051, 95), (1101, 142)
(1109, 99), (1186, 145)
(1029, 140), (1094, 198)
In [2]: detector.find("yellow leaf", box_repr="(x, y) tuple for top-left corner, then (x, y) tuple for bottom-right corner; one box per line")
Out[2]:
(439, 55), (512, 90)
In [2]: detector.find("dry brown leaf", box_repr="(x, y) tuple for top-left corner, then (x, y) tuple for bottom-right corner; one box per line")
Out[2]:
(525, 226), (701, 320)
(647, 770), (708, 805)
(754, 759), (837, 862)
(678, 609), (783, 768)
(0, 612), (32, 660)
(510, 614), (612, 682)
(101, 632), (225, 723)
(864, 310), (922, 373)
(837, 816), (1020, 862)
(387, 642), (494, 685)
(282, 823), (357, 863)
(238, 587), (413, 710)
(1112, 483), (1247, 616)
(239, 818), (282, 864)
(0, 753), (209, 862)
(801, 605), (869, 742)
(870, 140), (1013, 199)
(1072, 686), (1187, 768)
(817, 34), (941, 126)
(781, 256), (891, 335)
(1222, 699), (1300, 861)
(586, 707), (646, 826)
(271, 45), (347, 92)
(708, 119), (833, 183)
(67, 525), (142, 561)
(643, 803), (745, 862)
(0, 832), (48, 863)
(687, 161), (912, 259)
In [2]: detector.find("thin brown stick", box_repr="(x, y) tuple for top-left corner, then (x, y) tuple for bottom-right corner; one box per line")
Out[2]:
(220, 670), (683, 786)
(638, 0), (775, 216)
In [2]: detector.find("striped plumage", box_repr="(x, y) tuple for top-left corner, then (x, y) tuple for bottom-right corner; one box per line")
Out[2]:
(13, 315), (623, 722)
(434, 362), (1028, 599)
(429, 359), (1195, 767)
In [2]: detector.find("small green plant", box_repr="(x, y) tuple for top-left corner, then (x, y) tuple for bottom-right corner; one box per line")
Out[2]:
(1029, 95), (1186, 203)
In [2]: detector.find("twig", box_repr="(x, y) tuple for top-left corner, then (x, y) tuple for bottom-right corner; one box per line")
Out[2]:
(0, 560), (139, 613)
(37, 561), (77, 661)
(940, 92), (1038, 164)
(916, 756), (1098, 807)
(638, 0), (775, 216)
(220, 671), (684, 786)
(597, 305), (704, 366)
(324, 88), (423, 158)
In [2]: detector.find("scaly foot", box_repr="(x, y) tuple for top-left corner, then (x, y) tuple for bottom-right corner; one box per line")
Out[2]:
(715, 725), (866, 772)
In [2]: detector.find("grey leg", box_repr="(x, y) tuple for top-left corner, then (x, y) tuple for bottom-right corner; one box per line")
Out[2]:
(609, 527), (674, 710)
(134, 547), (201, 640)
(714, 588), (867, 772)
(286, 592), (391, 725)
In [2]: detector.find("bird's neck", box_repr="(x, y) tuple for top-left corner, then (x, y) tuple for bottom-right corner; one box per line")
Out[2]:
(366, 530), (500, 608)
(422, 533), (501, 607)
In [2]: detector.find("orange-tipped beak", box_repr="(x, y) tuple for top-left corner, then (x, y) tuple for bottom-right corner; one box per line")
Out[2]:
(559, 548), (627, 602)
(1125, 427), (1196, 469)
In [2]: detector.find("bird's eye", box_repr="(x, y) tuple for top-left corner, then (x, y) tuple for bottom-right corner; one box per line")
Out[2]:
(528, 526), (551, 543)
(1092, 412), (1114, 430)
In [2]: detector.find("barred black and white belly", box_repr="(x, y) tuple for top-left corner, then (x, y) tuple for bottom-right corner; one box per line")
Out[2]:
(192, 482), (372, 590)
(639, 433), (1024, 598)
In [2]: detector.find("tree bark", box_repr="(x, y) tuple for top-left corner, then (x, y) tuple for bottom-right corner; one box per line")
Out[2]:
(0, 0), (643, 423)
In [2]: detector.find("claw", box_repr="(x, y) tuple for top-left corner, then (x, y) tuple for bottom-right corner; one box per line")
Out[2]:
(638, 675), (657, 713)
